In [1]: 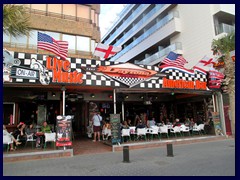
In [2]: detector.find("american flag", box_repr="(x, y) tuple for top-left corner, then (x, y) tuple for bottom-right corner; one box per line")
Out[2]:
(37, 32), (68, 60)
(160, 51), (188, 67)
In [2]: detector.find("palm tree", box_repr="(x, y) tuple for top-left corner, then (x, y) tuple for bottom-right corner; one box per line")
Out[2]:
(211, 32), (235, 137)
(3, 4), (31, 37)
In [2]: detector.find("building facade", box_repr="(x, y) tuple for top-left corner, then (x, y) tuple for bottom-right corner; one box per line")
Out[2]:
(3, 4), (234, 139)
(3, 4), (101, 133)
(100, 4), (235, 135)
(101, 4), (235, 68)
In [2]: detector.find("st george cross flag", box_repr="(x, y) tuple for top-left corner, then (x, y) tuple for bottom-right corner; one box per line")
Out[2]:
(93, 43), (122, 59)
(37, 32), (68, 60)
(194, 55), (217, 68)
(160, 51), (188, 67)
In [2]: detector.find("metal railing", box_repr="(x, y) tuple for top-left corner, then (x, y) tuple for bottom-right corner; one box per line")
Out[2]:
(215, 23), (235, 35)
(135, 42), (182, 65)
(110, 12), (178, 62)
(26, 7), (91, 23)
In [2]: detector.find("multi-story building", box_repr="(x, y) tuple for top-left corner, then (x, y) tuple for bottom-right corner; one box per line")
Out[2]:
(3, 4), (234, 142)
(3, 4), (101, 133)
(100, 4), (235, 135)
(101, 4), (235, 69)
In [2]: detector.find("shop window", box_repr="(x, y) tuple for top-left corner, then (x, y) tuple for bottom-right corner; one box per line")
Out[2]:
(3, 103), (15, 125)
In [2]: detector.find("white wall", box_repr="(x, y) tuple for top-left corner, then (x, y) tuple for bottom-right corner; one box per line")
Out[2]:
(171, 4), (217, 69)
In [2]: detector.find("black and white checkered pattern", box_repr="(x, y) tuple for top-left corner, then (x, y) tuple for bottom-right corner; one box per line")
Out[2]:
(194, 71), (207, 82)
(5, 52), (207, 89)
(162, 68), (195, 81)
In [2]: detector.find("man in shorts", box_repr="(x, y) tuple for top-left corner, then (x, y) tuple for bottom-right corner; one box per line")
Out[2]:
(91, 111), (102, 142)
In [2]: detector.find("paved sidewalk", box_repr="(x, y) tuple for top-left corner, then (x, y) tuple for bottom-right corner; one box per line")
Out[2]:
(3, 138), (235, 176)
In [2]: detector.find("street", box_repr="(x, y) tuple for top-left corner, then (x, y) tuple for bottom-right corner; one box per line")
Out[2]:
(3, 138), (235, 176)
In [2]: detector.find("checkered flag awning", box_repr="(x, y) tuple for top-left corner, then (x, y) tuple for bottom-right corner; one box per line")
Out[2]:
(3, 51), (209, 91)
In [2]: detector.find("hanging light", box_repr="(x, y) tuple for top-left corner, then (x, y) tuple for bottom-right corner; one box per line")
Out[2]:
(52, 92), (56, 97)
(91, 94), (95, 98)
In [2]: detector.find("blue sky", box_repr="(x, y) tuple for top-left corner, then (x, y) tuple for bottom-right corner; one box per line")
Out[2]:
(99, 4), (126, 38)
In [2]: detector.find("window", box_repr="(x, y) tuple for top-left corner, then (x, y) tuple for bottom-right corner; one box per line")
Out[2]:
(3, 33), (10, 43)
(11, 35), (27, 47)
(63, 4), (76, 16)
(77, 4), (90, 19)
(28, 30), (38, 47)
(63, 34), (76, 50)
(91, 40), (96, 53)
(77, 36), (90, 51)
(3, 103), (15, 125)
(45, 31), (60, 40)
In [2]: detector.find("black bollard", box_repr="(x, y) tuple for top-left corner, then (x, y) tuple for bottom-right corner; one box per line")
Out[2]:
(123, 146), (130, 163)
(167, 143), (174, 157)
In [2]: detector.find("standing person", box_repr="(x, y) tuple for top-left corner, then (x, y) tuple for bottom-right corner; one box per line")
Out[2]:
(91, 111), (102, 142)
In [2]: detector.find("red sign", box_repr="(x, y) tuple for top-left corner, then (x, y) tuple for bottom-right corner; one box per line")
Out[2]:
(46, 57), (83, 84)
(162, 78), (207, 90)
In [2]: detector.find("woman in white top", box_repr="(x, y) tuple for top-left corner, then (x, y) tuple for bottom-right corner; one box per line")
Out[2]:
(3, 125), (21, 151)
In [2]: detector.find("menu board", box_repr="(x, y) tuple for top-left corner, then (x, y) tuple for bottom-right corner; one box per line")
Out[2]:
(211, 112), (223, 136)
(56, 115), (73, 147)
(110, 114), (121, 144)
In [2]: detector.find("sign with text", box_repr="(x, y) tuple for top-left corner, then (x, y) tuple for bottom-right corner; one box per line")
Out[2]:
(56, 115), (73, 147)
(10, 66), (38, 80)
(110, 114), (121, 144)
(212, 112), (223, 136)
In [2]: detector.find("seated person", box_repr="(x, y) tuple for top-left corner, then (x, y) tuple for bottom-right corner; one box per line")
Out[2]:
(184, 118), (191, 126)
(41, 121), (52, 133)
(135, 120), (146, 140)
(121, 120), (129, 129)
(26, 123), (36, 136)
(136, 120), (146, 130)
(173, 118), (181, 127)
(127, 118), (132, 126)
(26, 123), (40, 148)
(3, 125), (21, 151)
(102, 121), (111, 140)
(12, 123), (27, 145)
(40, 121), (52, 147)
(147, 117), (156, 128)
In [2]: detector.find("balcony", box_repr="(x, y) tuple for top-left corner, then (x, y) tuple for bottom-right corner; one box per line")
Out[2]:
(110, 14), (181, 63)
(215, 23), (235, 35)
(135, 42), (183, 66)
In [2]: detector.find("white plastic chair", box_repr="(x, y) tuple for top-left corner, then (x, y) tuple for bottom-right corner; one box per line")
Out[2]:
(159, 125), (169, 138)
(129, 126), (136, 141)
(44, 133), (56, 149)
(102, 128), (111, 140)
(198, 124), (205, 134)
(3, 134), (13, 153)
(180, 124), (191, 136)
(136, 128), (147, 141)
(121, 129), (131, 142)
(170, 126), (182, 137)
(192, 124), (202, 135)
(25, 133), (36, 149)
(149, 126), (160, 140)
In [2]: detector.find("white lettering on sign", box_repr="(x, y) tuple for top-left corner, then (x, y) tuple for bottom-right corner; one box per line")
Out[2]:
(16, 68), (37, 78)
